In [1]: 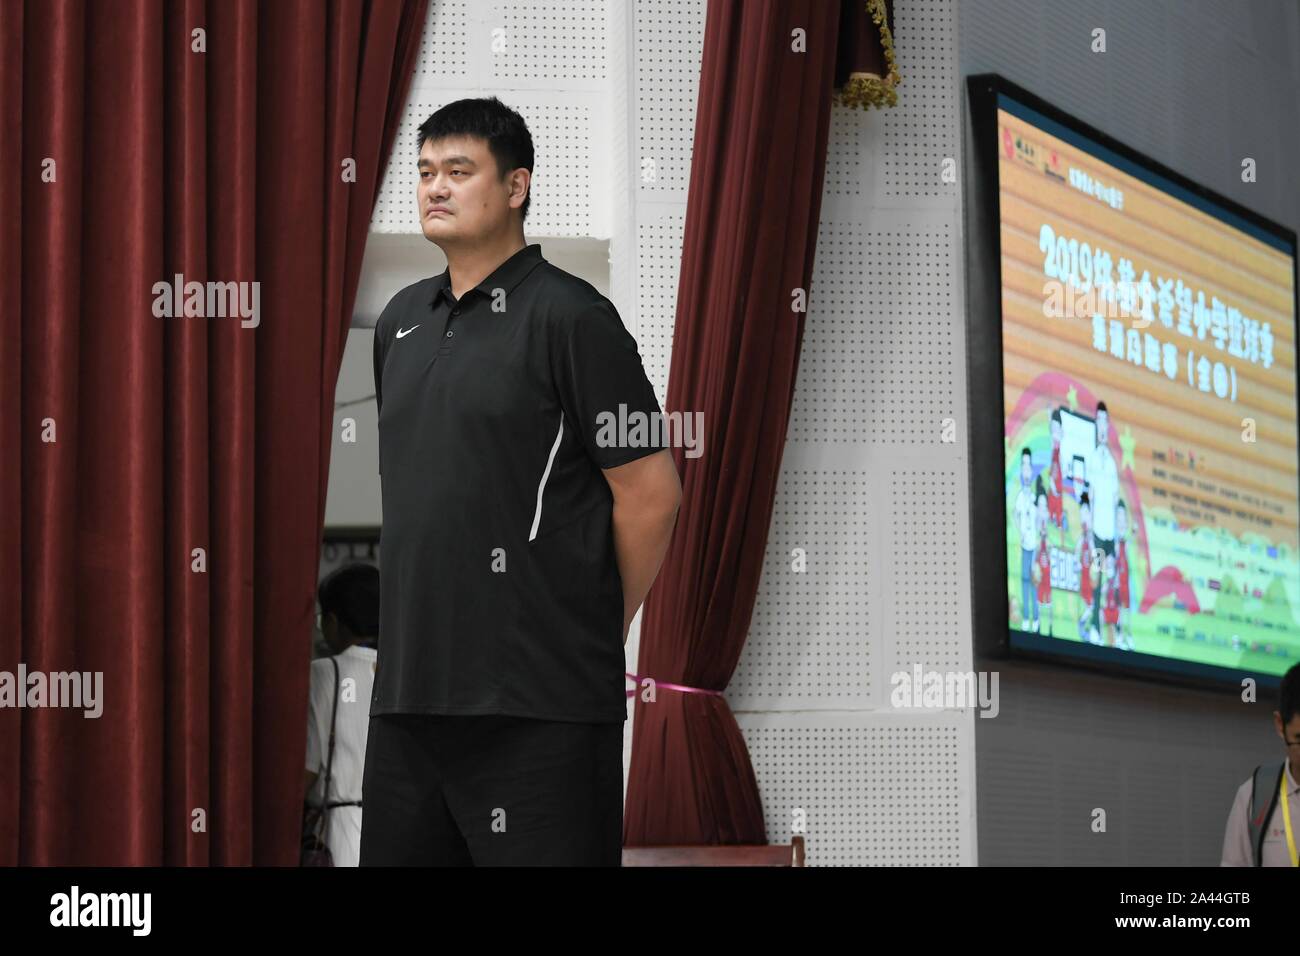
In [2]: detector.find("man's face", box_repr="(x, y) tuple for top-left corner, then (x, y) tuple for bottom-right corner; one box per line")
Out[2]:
(1096, 410), (1109, 444)
(417, 135), (523, 246)
(1276, 711), (1300, 759)
(1021, 453), (1031, 485)
(1050, 419), (1061, 444)
(1116, 505), (1127, 538)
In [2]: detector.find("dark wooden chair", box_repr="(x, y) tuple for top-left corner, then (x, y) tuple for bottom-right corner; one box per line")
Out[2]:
(621, 835), (805, 867)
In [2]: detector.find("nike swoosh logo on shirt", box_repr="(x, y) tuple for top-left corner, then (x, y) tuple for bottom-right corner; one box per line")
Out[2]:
(396, 325), (420, 338)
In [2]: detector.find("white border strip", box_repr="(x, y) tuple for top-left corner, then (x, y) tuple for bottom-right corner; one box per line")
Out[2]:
(529, 413), (566, 541)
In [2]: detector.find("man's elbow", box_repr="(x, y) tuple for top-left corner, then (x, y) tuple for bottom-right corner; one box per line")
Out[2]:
(607, 450), (681, 518)
(661, 467), (682, 515)
(654, 457), (682, 518)
(635, 473), (680, 524)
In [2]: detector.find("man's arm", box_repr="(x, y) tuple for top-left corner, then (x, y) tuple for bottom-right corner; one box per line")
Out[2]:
(602, 449), (681, 643)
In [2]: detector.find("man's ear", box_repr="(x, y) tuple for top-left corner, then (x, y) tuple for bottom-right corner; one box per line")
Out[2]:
(510, 168), (530, 209)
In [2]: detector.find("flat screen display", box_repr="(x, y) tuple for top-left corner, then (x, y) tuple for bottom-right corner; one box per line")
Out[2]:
(996, 91), (1299, 680)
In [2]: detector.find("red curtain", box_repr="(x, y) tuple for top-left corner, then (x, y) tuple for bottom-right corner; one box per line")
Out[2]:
(624, 0), (847, 846)
(0, 0), (427, 865)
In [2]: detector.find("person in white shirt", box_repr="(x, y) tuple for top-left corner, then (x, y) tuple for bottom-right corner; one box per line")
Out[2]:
(1013, 447), (1038, 631)
(305, 563), (380, 867)
(1221, 663), (1300, 866)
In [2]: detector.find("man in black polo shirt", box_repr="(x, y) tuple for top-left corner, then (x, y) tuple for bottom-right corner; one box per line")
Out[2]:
(359, 97), (681, 866)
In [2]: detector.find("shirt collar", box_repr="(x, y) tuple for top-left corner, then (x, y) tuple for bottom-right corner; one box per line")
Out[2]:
(429, 242), (545, 308)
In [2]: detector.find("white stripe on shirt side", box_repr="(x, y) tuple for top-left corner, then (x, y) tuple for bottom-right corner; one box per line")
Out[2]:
(528, 413), (565, 542)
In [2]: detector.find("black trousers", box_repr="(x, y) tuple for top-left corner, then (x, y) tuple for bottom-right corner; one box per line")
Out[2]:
(359, 713), (624, 866)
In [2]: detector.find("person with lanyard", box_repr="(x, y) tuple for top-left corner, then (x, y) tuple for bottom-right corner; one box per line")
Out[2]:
(1220, 662), (1300, 866)
(304, 563), (381, 867)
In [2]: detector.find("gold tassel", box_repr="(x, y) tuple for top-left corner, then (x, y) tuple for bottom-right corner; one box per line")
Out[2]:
(833, 71), (899, 110)
(834, 0), (902, 111)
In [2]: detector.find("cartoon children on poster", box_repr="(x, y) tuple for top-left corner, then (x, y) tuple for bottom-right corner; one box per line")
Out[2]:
(1047, 408), (1066, 544)
(1076, 491), (1098, 643)
(1114, 498), (1132, 650)
(1032, 476), (1052, 636)
(1103, 552), (1120, 646)
(1015, 447), (1038, 633)
(1010, 397), (1143, 650)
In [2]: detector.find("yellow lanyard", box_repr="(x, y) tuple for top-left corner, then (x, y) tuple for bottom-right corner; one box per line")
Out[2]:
(1282, 769), (1298, 867)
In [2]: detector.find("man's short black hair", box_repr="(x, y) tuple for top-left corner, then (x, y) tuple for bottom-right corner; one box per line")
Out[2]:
(1079, 491), (1090, 508)
(1280, 662), (1300, 725)
(1021, 446), (1031, 460)
(1096, 400), (1108, 417)
(1050, 407), (1062, 425)
(1117, 498), (1127, 514)
(417, 96), (534, 222)
(318, 563), (380, 640)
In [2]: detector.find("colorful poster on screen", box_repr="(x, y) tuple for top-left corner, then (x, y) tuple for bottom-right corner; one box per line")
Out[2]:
(997, 99), (1299, 677)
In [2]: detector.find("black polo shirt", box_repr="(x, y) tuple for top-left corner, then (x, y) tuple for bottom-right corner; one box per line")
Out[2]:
(370, 242), (666, 723)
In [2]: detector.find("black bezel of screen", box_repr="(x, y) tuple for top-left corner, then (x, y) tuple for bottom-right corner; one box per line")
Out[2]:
(965, 74), (1300, 693)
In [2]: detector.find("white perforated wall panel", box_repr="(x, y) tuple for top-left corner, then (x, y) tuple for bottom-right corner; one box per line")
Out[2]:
(882, 2), (958, 202)
(740, 713), (966, 866)
(634, 2), (703, 202)
(634, 207), (687, 405)
(786, 213), (959, 444)
(632, 0), (977, 865)
(489, 1), (608, 85)
(748, 471), (872, 700)
(631, 0), (705, 407)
